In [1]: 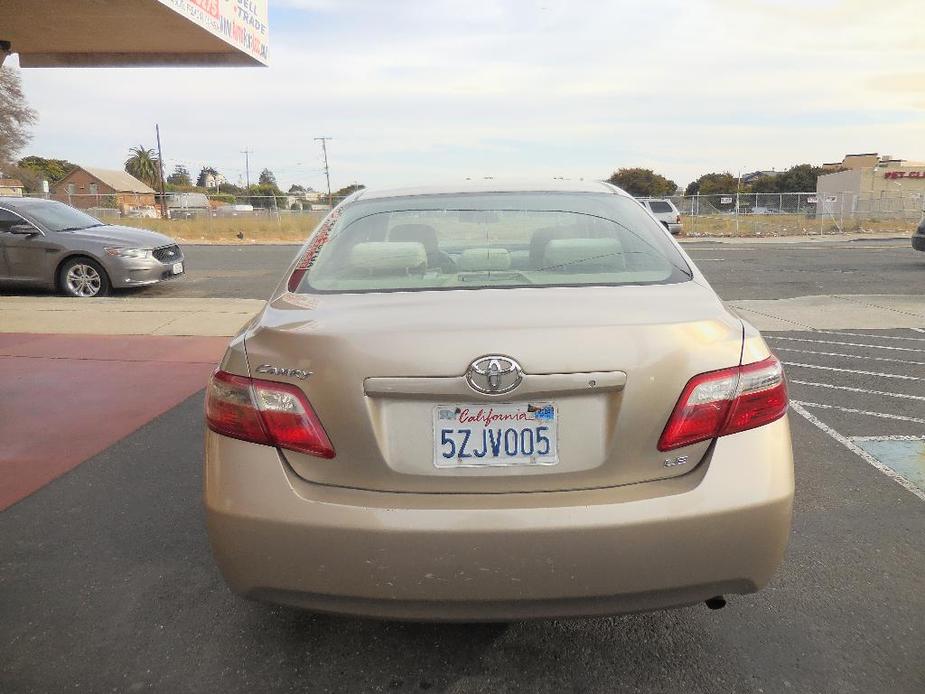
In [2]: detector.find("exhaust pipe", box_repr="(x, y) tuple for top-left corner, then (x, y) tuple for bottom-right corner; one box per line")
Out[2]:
(705, 596), (726, 610)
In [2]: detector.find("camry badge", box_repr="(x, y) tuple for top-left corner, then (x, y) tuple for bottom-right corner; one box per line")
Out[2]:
(255, 364), (312, 380)
(466, 355), (522, 394)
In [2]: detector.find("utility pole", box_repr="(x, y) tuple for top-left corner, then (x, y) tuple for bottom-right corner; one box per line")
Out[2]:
(155, 124), (168, 219)
(314, 137), (333, 206)
(241, 149), (252, 189)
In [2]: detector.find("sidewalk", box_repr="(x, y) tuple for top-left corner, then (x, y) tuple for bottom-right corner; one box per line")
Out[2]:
(0, 333), (228, 510)
(0, 296), (264, 336)
(726, 294), (925, 331)
(1, 293), (923, 336)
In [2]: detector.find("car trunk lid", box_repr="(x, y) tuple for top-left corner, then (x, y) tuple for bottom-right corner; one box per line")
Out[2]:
(243, 283), (743, 493)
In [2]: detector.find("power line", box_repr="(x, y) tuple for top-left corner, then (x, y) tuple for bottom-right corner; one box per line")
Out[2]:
(314, 137), (333, 205)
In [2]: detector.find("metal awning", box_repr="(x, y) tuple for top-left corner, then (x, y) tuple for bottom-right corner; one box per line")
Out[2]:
(2, 0), (268, 67)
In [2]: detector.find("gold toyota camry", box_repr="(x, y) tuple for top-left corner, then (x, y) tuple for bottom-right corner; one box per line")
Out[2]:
(204, 181), (793, 620)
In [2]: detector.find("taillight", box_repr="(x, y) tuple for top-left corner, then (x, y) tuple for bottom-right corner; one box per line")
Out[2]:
(657, 355), (787, 451)
(205, 369), (335, 459)
(676, 214), (681, 223)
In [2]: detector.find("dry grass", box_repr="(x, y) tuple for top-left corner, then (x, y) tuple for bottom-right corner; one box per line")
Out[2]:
(680, 213), (918, 238)
(116, 211), (916, 243)
(117, 212), (326, 244)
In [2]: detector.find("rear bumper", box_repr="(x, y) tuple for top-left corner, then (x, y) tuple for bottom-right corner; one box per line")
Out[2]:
(204, 417), (794, 620)
(667, 222), (682, 235)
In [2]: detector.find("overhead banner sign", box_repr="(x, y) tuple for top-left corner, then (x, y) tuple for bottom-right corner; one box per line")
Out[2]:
(158, 0), (269, 65)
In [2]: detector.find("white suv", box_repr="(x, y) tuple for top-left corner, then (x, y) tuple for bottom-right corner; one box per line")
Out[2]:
(640, 198), (682, 235)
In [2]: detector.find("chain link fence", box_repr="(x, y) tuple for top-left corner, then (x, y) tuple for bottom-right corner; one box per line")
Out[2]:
(669, 191), (923, 237)
(29, 192), (356, 242)
(26, 189), (924, 240)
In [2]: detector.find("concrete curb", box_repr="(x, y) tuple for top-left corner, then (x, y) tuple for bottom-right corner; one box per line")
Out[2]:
(0, 297), (264, 337)
(727, 294), (925, 331)
(2, 294), (923, 336)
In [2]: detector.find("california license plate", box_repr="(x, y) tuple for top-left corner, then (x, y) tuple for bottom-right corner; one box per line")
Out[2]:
(172, 262), (183, 274)
(433, 403), (558, 468)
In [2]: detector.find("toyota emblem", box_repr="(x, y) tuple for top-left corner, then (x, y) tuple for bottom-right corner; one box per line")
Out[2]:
(466, 355), (523, 394)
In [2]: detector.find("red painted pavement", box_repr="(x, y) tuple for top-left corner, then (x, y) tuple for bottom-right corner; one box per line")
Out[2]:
(0, 334), (229, 510)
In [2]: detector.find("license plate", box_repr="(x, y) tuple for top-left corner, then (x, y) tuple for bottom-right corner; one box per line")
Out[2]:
(171, 262), (183, 274)
(433, 403), (558, 468)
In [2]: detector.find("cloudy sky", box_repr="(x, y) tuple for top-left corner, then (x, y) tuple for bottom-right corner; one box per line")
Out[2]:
(12, 0), (925, 191)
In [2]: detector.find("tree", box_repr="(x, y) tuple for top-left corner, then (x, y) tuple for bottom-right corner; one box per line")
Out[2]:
(217, 181), (244, 196)
(288, 184), (306, 194)
(774, 164), (825, 193)
(333, 183), (365, 197)
(606, 168), (676, 198)
(0, 66), (38, 167)
(685, 172), (738, 196)
(258, 168), (277, 186)
(124, 146), (161, 188)
(17, 155), (76, 184)
(245, 182), (286, 209)
(746, 174), (779, 193)
(166, 164), (192, 187)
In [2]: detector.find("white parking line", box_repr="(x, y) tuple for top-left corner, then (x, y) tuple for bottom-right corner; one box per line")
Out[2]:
(790, 402), (925, 502)
(817, 330), (925, 343)
(769, 336), (925, 353)
(789, 380), (925, 402)
(782, 362), (923, 381)
(851, 435), (925, 441)
(792, 400), (925, 424)
(775, 347), (925, 367)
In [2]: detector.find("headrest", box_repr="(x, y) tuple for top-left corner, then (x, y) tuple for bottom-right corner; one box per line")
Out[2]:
(348, 242), (427, 273)
(457, 248), (512, 272)
(542, 238), (624, 271)
(388, 224), (439, 252)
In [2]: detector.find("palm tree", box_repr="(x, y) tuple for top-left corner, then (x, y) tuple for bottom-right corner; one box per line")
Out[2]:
(124, 146), (160, 188)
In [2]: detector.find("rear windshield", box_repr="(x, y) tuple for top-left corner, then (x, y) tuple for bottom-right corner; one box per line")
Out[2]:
(291, 192), (691, 293)
(646, 200), (674, 213)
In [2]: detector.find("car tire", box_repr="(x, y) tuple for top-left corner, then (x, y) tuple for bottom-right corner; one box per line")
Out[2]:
(59, 257), (111, 298)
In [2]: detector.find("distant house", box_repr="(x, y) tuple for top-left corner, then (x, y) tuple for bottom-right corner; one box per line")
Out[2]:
(740, 170), (778, 186)
(51, 166), (156, 210)
(0, 178), (25, 196)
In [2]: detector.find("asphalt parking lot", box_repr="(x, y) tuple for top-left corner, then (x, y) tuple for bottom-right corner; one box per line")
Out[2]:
(2, 237), (924, 693)
(117, 236), (923, 302)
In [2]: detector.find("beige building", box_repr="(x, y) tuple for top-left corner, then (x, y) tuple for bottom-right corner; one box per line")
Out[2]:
(816, 155), (925, 218)
(52, 167), (156, 211)
(0, 178), (25, 196)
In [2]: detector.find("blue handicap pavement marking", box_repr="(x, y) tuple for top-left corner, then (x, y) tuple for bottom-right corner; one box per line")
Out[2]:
(852, 438), (925, 494)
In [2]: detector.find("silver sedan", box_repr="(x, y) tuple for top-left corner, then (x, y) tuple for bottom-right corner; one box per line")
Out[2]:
(0, 197), (185, 297)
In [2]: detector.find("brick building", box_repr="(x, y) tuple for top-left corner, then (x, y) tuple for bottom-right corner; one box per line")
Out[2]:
(51, 166), (156, 211)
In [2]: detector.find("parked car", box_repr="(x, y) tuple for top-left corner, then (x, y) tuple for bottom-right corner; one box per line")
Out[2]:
(639, 198), (682, 234)
(913, 211), (925, 252)
(0, 197), (184, 297)
(161, 192), (210, 219)
(214, 203), (255, 217)
(204, 180), (793, 621)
